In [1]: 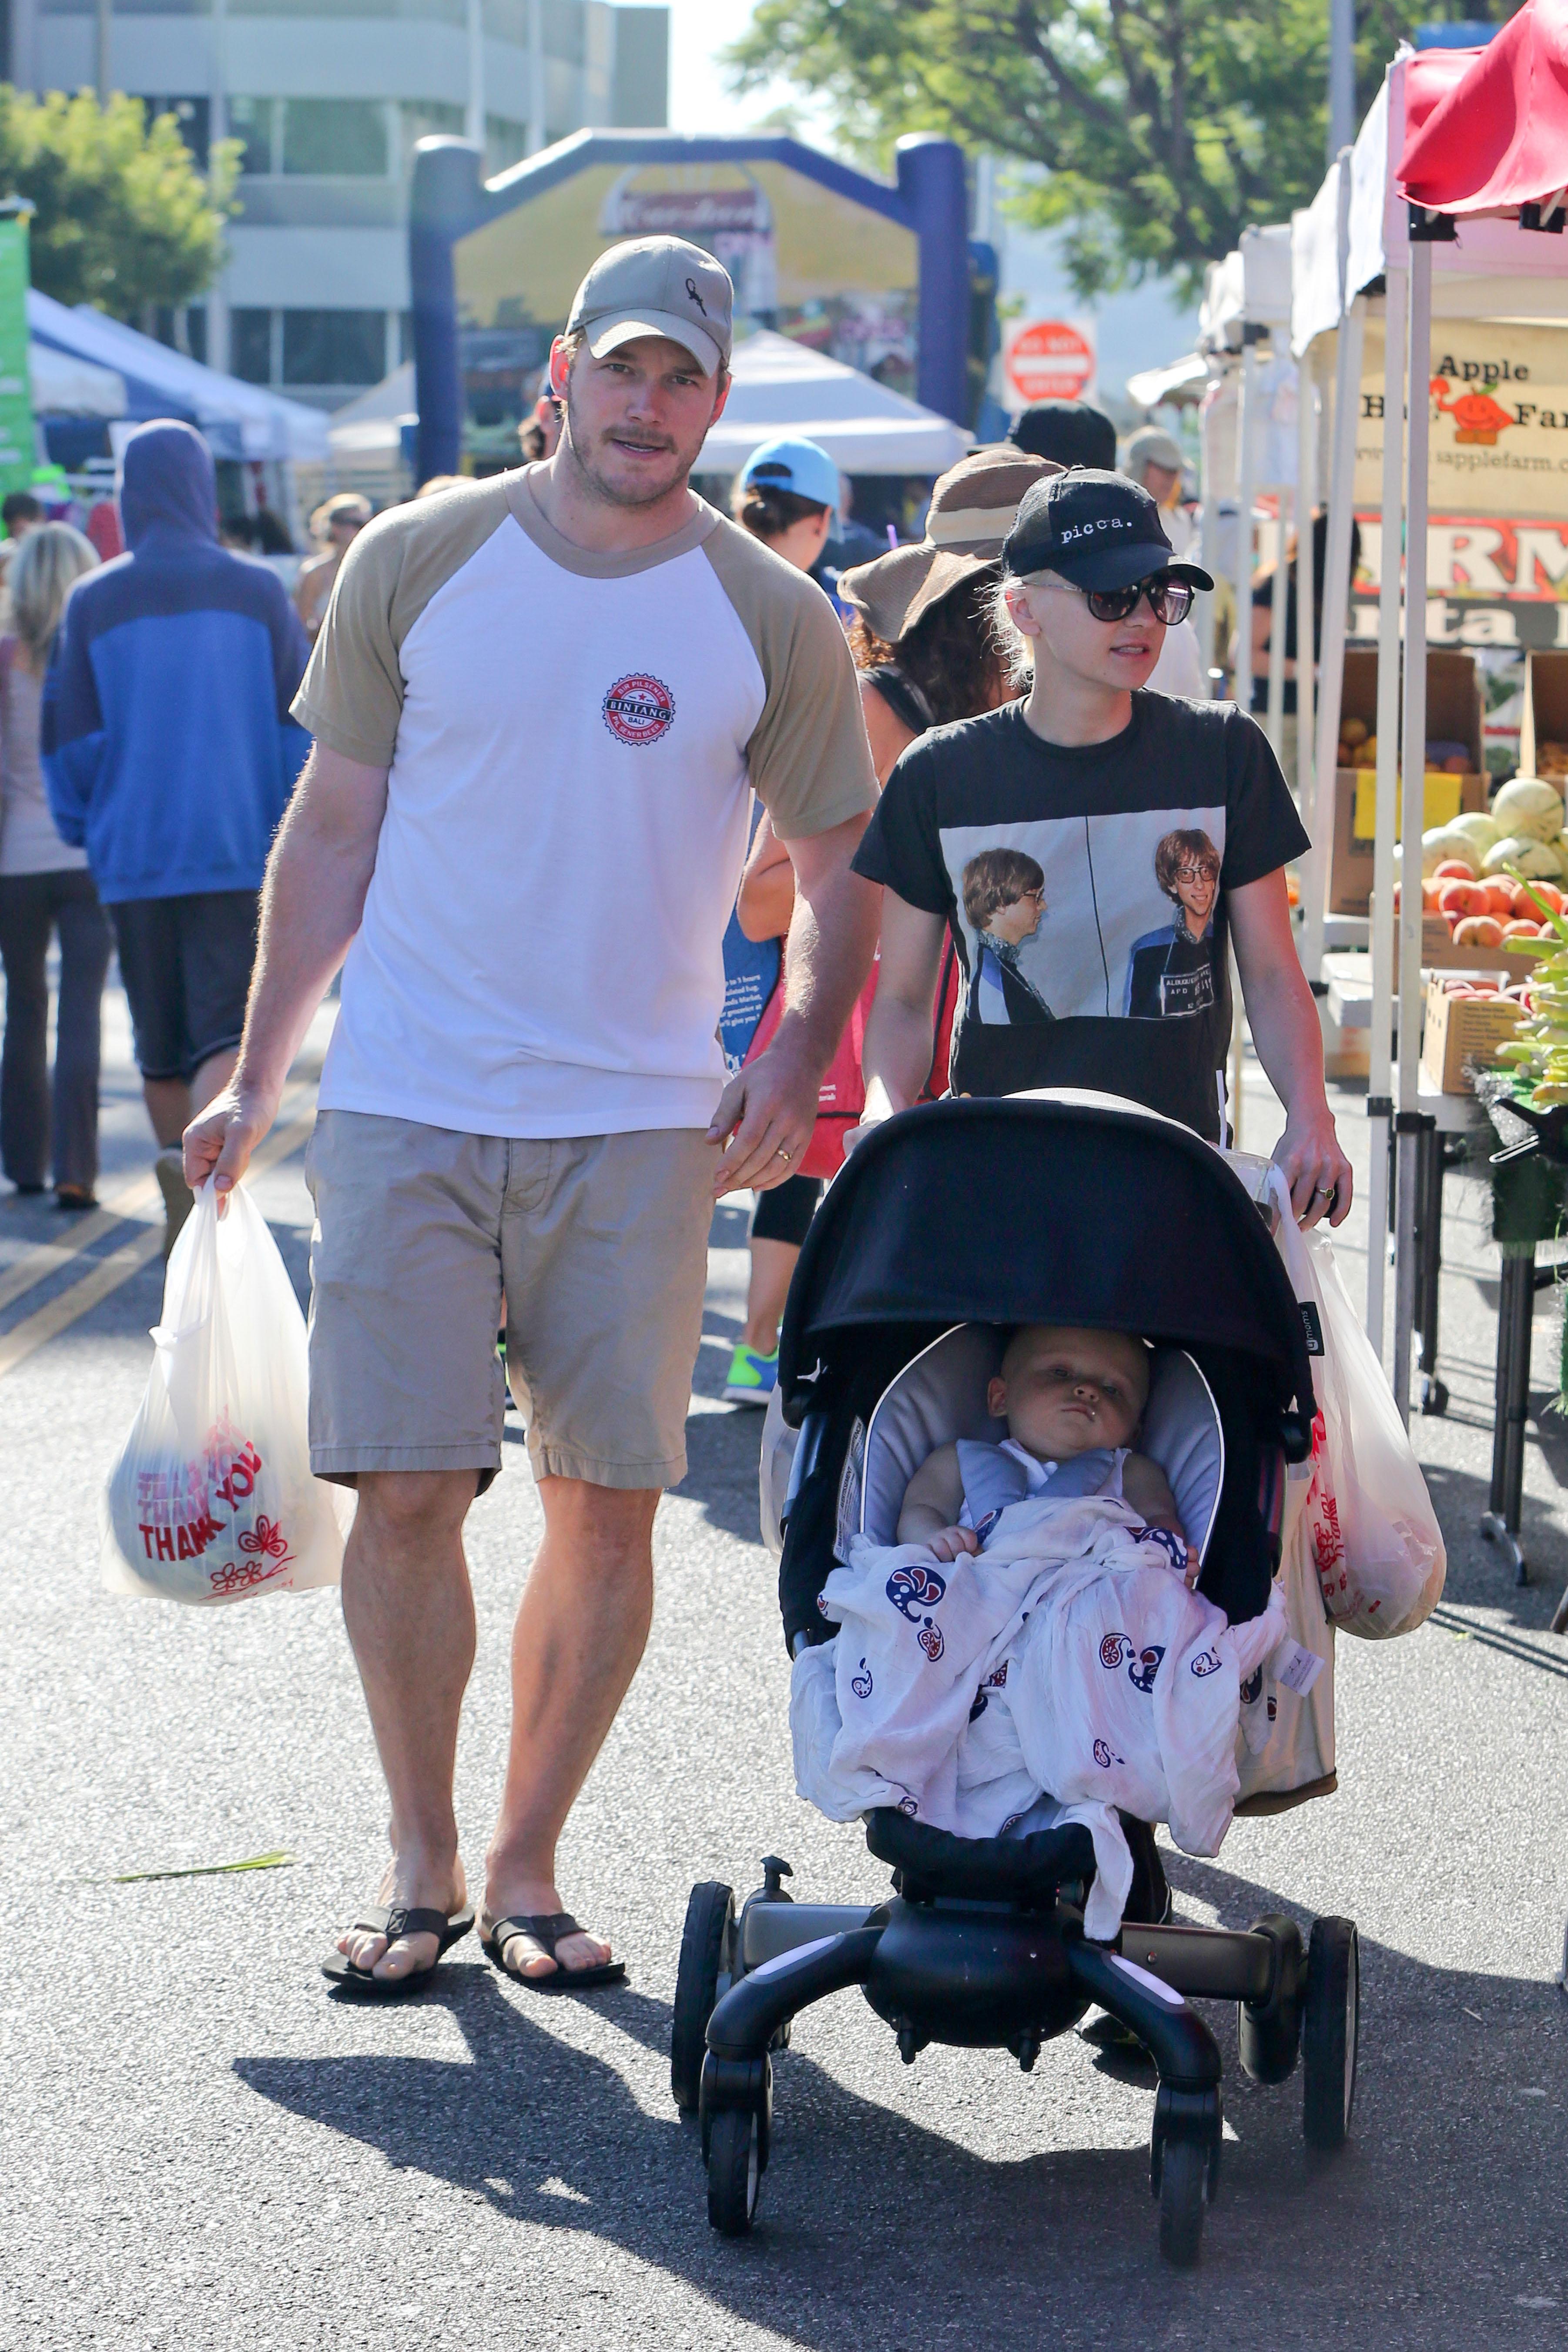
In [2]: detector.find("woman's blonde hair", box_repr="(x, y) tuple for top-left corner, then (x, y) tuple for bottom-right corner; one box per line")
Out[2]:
(985, 575), (1037, 692)
(308, 491), (372, 540)
(9, 522), (100, 673)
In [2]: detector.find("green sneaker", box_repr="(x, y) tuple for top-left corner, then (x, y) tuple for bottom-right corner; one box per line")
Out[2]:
(723, 1341), (778, 1405)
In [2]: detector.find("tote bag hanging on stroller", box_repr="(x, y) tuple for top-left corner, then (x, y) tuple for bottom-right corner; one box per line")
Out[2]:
(102, 1180), (351, 1604)
(1265, 1168), (1445, 1641)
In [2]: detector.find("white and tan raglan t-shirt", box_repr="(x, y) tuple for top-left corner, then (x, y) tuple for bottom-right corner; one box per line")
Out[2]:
(291, 469), (877, 1138)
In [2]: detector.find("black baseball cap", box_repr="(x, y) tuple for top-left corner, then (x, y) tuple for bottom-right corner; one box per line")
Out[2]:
(1008, 399), (1116, 470)
(1003, 467), (1213, 593)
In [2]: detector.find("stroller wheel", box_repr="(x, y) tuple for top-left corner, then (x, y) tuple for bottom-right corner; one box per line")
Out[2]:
(707, 2105), (761, 2235)
(1303, 1917), (1359, 2151)
(1157, 2136), (1207, 2268)
(672, 1882), (735, 2113)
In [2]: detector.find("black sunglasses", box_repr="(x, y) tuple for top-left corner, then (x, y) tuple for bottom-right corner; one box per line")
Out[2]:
(1080, 572), (1195, 625)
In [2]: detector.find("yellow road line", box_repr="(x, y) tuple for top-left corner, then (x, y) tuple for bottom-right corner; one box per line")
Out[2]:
(0, 1060), (325, 1320)
(0, 1169), (161, 1315)
(0, 1102), (320, 1383)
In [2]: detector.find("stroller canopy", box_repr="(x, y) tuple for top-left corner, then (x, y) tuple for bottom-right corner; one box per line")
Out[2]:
(777, 1092), (1314, 1424)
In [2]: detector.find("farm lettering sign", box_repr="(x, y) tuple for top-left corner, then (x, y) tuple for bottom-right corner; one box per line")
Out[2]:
(1354, 322), (1568, 518)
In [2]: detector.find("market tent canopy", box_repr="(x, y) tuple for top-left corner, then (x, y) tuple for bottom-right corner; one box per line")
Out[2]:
(1347, 39), (1568, 307)
(1291, 155), (1348, 356)
(26, 291), (330, 462)
(327, 362), (416, 462)
(696, 329), (971, 476)
(1400, 0), (1568, 215)
(30, 339), (124, 419)
(1124, 352), (1209, 410)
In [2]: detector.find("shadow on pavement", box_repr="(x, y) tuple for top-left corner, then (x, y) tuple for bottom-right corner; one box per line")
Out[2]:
(234, 1852), (1566, 2329)
(1421, 1457), (1568, 1633)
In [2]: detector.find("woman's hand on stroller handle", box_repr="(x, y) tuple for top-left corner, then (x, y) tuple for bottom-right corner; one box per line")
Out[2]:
(1272, 1102), (1353, 1230)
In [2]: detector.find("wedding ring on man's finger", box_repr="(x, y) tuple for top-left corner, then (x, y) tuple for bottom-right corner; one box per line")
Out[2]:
(775, 1146), (793, 1161)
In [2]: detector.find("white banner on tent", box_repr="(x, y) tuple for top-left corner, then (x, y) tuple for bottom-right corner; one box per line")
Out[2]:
(1356, 319), (1568, 517)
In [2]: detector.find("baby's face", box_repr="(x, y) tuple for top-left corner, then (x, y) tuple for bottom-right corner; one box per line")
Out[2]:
(987, 1327), (1148, 1460)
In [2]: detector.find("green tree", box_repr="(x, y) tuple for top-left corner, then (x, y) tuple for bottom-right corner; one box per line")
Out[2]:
(0, 87), (238, 317)
(728, 1), (1523, 298)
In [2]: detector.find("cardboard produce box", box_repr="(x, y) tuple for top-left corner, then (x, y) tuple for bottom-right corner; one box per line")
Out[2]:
(1328, 648), (1487, 916)
(1420, 976), (1521, 1094)
(1519, 649), (1568, 793)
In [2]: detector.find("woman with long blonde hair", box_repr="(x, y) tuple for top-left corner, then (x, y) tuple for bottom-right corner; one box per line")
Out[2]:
(0, 520), (108, 1206)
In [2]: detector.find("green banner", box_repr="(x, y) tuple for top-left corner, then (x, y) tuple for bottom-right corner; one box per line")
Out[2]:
(0, 214), (35, 501)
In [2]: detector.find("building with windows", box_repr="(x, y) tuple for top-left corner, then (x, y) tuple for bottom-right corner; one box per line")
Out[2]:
(3, 1), (668, 406)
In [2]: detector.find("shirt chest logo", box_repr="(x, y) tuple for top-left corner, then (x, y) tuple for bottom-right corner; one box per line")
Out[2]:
(603, 672), (676, 746)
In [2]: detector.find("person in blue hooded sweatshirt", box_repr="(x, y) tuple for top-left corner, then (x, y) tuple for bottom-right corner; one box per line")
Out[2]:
(43, 419), (311, 1250)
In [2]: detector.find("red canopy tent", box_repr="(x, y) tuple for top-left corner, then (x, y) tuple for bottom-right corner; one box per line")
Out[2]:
(1400, 0), (1568, 216)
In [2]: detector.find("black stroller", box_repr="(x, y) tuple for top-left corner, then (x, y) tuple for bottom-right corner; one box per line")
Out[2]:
(672, 1092), (1360, 2266)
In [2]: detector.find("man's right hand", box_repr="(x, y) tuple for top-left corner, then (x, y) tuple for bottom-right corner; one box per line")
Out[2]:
(183, 1080), (279, 1196)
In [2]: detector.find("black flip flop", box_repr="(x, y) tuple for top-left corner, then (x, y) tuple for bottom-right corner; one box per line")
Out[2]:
(321, 1901), (475, 1999)
(481, 1911), (628, 1993)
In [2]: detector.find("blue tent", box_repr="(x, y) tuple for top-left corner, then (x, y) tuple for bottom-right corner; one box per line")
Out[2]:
(26, 291), (328, 462)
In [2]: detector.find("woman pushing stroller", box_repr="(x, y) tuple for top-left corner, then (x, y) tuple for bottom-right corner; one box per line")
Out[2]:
(851, 465), (1353, 1228)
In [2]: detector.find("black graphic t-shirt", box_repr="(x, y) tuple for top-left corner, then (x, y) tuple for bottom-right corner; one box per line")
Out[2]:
(852, 691), (1308, 1142)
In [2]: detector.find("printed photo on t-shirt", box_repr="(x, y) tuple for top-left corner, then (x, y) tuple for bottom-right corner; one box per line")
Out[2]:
(941, 806), (1228, 1027)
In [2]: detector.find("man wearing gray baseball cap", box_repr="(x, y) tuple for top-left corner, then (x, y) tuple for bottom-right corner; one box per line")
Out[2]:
(184, 236), (880, 1997)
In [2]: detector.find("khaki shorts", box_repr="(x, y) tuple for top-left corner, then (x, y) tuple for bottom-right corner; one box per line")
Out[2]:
(304, 1110), (717, 1491)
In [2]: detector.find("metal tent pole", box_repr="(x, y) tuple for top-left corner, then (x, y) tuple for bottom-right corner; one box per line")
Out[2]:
(1196, 384), (1218, 687)
(1393, 238), (1434, 1427)
(1296, 349), (1318, 840)
(1306, 194), (1363, 982)
(1366, 277), (1406, 1355)
(1267, 477), (1291, 758)
(1235, 337), (1258, 722)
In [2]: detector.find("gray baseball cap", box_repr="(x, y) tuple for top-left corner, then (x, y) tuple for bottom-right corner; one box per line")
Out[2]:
(566, 237), (734, 377)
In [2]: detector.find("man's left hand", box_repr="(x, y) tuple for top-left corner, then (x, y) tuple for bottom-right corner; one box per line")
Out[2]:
(707, 1039), (821, 1197)
(1273, 1102), (1354, 1229)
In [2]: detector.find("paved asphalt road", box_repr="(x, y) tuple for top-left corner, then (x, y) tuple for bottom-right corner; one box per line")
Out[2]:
(2, 988), (1565, 2351)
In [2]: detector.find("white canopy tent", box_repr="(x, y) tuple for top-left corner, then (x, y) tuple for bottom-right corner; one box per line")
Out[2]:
(327, 362), (416, 465)
(1124, 351), (1209, 412)
(1193, 224), (1298, 777)
(697, 329), (972, 478)
(29, 339), (125, 419)
(1307, 36), (1568, 1418)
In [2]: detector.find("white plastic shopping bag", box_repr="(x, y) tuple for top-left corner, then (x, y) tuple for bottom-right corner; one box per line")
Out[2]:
(1266, 1169), (1445, 1639)
(101, 1179), (351, 1603)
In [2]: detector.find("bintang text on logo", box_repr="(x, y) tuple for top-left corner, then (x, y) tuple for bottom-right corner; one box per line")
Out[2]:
(602, 673), (676, 745)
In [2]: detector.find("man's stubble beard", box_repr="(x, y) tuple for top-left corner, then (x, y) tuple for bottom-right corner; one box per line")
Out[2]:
(559, 400), (700, 512)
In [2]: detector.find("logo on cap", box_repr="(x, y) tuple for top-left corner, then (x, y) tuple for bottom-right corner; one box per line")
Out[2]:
(603, 672), (676, 746)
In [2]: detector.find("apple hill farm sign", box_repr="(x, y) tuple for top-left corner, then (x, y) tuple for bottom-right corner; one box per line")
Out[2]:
(1355, 323), (1568, 516)
(1346, 322), (1568, 647)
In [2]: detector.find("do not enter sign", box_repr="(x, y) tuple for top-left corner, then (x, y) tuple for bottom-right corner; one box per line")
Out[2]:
(1007, 319), (1095, 403)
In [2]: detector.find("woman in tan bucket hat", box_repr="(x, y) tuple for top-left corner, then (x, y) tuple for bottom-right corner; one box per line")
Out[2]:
(838, 443), (1058, 782)
(739, 445), (1055, 939)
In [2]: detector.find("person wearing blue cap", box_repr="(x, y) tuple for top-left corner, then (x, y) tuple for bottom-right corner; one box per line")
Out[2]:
(720, 434), (840, 1403)
(731, 436), (840, 577)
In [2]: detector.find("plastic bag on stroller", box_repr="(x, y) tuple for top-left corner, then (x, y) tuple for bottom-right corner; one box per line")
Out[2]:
(1266, 1168), (1444, 1640)
(101, 1180), (351, 1603)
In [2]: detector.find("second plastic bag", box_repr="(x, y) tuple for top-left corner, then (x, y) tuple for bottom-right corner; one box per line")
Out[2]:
(1267, 1169), (1445, 1639)
(101, 1178), (351, 1603)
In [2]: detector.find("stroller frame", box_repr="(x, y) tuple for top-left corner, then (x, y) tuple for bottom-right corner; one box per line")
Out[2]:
(676, 1840), (1358, 2265)
(674, 1096), (1359, 2265)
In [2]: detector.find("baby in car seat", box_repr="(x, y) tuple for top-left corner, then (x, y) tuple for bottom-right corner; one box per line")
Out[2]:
(896, 1324), (1197, 1581)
